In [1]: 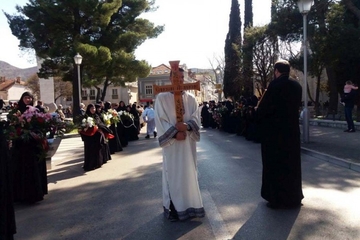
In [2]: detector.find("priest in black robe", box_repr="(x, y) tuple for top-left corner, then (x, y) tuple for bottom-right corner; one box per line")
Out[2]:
(256, 60), (304, 209)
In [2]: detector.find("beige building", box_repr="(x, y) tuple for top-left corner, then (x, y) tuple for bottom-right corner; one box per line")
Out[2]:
(137, 64), (207, 106)
(0, 76), (29, 102)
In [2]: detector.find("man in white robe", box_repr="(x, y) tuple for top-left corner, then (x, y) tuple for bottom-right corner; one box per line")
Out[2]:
(141, 104), (157, 138)
(154, 68), (205, 221)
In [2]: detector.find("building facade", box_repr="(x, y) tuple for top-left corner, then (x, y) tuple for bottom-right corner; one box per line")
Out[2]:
(0, 76), (29, 102)
(137, 63), (208, 106)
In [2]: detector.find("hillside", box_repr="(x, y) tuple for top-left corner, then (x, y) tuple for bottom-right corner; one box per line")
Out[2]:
(0, 61), (38, 81)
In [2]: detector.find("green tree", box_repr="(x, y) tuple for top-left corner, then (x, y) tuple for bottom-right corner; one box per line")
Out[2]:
(242, 0), (254, 98)
(244, 25), (277, 96)
(269, 0), (360, 115)
(223, 0), (242, 100)
(5, 0), (163, 109)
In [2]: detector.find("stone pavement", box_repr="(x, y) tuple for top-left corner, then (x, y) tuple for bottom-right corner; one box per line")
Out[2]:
(300, 124), (360, 172)
(12, 122), (360, 239)
(53, 122), (360, 173)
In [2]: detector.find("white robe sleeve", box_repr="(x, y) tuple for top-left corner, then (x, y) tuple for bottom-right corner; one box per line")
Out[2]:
(155, 92), (200, 148)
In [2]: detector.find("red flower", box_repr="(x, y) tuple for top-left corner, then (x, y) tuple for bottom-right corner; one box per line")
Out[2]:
(37, 117), (45, 123)
(16, 127), (22, 136)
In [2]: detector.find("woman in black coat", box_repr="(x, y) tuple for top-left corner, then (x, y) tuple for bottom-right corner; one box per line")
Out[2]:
(81, 104), (112, 171)
(104, 101), (123, 154)
(11, 91), (48, 203)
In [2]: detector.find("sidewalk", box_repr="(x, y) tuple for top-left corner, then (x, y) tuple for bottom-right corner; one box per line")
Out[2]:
(300, 124), (360, 172)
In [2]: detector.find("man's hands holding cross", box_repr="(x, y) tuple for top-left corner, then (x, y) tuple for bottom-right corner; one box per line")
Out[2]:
(174, 122), (188, 140)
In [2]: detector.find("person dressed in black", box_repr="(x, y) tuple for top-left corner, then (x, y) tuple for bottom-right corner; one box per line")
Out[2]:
(0, 121), (16, 239)
(81, 104), (112, 171)
(130, 103), (140, 134)
(95, 103), (111, 163)
(116, 101), (127, 112)
(35, 100), (46, 113)
(341, 81), (357, 132)
(256, 60), (304, 209)
(201, 102), (210, 128)
(104, 101), (123, 154)
(124, 105), (139, 141)
(10, 92), (48, 203)
(0, 98), (5, 111)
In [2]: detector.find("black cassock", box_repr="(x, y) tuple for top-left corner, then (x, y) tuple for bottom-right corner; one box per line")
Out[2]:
(0, 122), (16, 239)
(108, 123), (123, 154)
(82, 114), (112, 171)
(256, 74), (304, 207)
(11, 139), (48, 204)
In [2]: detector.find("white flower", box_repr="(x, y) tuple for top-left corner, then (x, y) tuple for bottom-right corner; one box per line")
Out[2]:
(86, 117), (94, 127)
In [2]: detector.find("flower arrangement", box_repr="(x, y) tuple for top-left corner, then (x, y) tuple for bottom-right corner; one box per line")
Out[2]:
(212, 105), (228, 127)
(230, 102), (244, 117)
(107, 109), (120, 125)
(5, 106), (54, 141)
(101, 112), (112, 127)
(118, 111), (134, 128)
(78, 115), (98, 136)
(4, 106), (61, 160)
(118, 111), (133, 121)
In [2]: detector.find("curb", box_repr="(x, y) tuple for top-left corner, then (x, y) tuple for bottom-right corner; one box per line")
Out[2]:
(61, 133), (80, 139)
(301, 147), (360, 173)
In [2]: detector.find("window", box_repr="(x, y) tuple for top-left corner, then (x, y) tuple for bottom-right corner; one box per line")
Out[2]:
(112, 89), (118, 99)
(145, 85), (153, 95)
(89, 89), (96, 100)
(81, 90), (88, 100)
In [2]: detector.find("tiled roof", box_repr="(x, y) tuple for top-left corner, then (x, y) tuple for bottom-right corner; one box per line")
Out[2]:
(0, 79), (15, 91)
(0, 77), (26, 91)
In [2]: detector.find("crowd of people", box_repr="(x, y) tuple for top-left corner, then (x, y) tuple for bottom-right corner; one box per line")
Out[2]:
(0, 92), (152, 238)
(77, 100), (149, 171)
(200, 95), (260, 143)
(1, 60), (357, 238)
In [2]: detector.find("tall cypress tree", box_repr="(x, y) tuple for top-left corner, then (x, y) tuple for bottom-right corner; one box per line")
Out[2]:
(223, 0), (242, 100)
(242, 0), (254, 98)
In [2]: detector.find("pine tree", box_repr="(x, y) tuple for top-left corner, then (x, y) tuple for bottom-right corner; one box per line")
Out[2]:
(5, 0), (163, 103)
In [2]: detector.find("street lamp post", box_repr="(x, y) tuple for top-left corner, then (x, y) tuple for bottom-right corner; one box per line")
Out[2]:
(73, 53), (83, 120)
(215, 68), (221, 102)
(297, 0), (314, 143)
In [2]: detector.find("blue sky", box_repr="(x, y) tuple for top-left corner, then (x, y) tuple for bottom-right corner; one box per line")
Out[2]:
(0, 0), (271, 69)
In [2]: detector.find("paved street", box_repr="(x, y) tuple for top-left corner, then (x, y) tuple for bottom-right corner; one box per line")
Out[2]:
(13, 127), (360, 240)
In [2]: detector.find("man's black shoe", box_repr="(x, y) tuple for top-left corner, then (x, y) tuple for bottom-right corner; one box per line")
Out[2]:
(348, 129), (356, 132)
(145, 135), (150, 139)
(168, 211), (179, 222)
(344, 129), (350, 132)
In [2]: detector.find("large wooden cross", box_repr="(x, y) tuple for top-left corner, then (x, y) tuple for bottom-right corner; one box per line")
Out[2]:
(153, 60), (200, 122)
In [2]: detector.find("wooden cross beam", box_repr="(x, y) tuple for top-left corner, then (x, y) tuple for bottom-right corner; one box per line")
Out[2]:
(153, 60), (200, 122)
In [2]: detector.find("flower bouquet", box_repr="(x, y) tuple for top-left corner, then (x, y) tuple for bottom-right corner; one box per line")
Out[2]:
(6, 106), (54, 141)
(78, 116), (98, 136)
(5, 105), (58, 160)
(101, 111), (113, 127)
(118, 111), (134, 128)
(108, 109), (120, 125)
